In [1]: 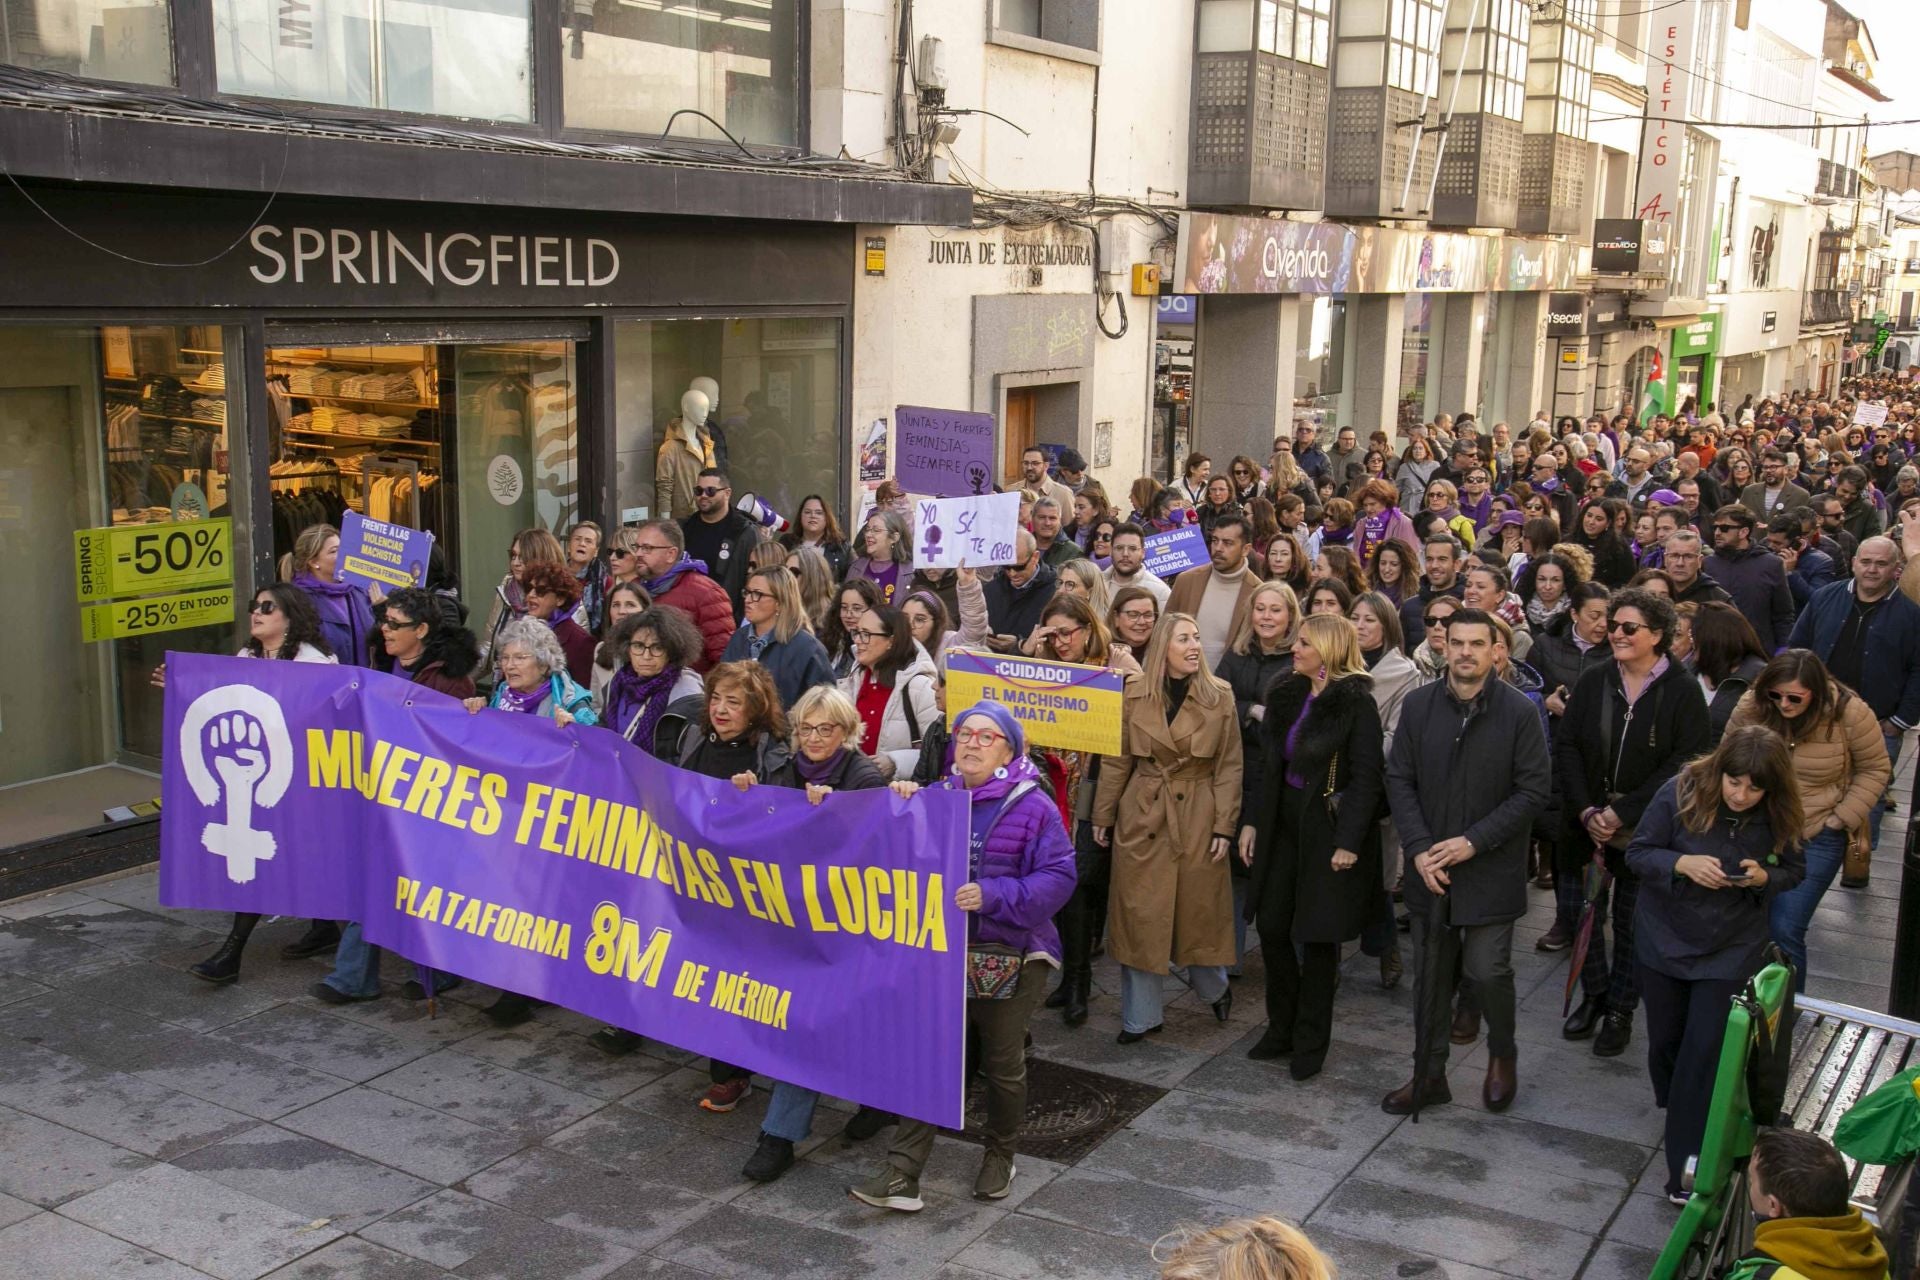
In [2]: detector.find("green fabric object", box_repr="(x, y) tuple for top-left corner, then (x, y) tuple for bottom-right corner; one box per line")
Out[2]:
(1833, 1066), (1920, 1165)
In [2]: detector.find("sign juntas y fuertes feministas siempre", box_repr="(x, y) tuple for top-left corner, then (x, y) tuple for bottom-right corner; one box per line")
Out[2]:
(157, 655), (969, 1127)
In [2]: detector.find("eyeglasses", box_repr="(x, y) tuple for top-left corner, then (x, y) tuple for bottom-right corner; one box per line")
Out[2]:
(795, 723), (844, 739)
(634, 543), (674, 555)
(1607, 620), (1647, 636)
(854, 627), (890, 645)
(250, 600), (279, 616)
(1049, 624), (1085, 640)
(1767, 689), (1809, 707)
(1091, 531), (1114, 543)
(741, 589), (769, 604)
(628, 641), (666, 657)
(693, 485), (726, 497)
(609, 547), (635, 559)
(379, 616), (422, 631)
(1422, 613), (1455, 627)
(839, 601), (868, 616)
(1117, 609), (1156, 624)
(954, 728), (1006, 747)
(1712, 523), (1740, 533)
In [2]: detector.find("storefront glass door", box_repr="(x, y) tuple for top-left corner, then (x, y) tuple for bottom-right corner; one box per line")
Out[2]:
(0, 324), (249, 845)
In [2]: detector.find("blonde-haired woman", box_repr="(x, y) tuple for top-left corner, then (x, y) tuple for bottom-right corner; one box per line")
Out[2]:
(1156, 1216), (1335, 1280)
(1053, 556), (1112, 620)
(1238, 613), (1383, 1079)
(1092, 613), (1244, 1043)
(721, 565), (834, 709)
(783, 544), (837, 632)
(1267, 447), (1314, 506)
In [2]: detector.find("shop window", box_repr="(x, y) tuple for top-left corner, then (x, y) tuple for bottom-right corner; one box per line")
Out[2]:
(564, 0), (801, 147)
(0, 325), (250, 846)
(613, 316), (841, 531)
(991, 0), (1101, 65)
(213, 0), (532, 122)
(2, 0), (171, 83)
(266, 339), (577, 590)
(1294, 295), (1348, 436)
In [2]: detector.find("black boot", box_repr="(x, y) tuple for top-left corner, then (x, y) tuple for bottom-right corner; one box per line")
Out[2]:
(484, 992), (536, 1028)
(281, 919), (341, 960)
(190, 934), (247, 984)
(1063, 968), (1090, 1027)
(1044, 975), (1071, 1009)
(1562, 996), (1606, 1040)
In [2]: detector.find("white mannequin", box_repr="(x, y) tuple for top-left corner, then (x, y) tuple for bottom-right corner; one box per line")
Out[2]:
(676, 389), (710, 445)
(689, 376), (719, 414)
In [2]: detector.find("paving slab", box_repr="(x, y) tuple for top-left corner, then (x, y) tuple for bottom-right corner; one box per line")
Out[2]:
(656, 1203), (942, 1280)
(948, 1211), (1157, 1280)
(366, 1047), (605, 1140)
(214, 1003), (433, 1083)
(171, 1124), (441, 1234)
(1074, 1125), (1340, 1219)
(0, 1105), (154, 1206)
(359, 1186), (638, 1279)
(0, 1210), (208, 1280)
(277, 1086), (527, 1185)
(0, 1037), (257, 1159)
(260, 1235), (456, 1279)
(58, 1162), (342, 1279)
(462, 1147), (718, 1252)
(1308, 1175), (1596, 1278)
(452, 1019), (681, 1100)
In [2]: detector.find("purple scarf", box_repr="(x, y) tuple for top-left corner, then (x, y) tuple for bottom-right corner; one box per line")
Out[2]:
(641, 555), (710, 597)
(1356, 508), (1394, 567)
(294, 572), (374, 666)
(497, 681), (551, 715)
(607, 664), (681, 756)
(794, 748), (848, 784)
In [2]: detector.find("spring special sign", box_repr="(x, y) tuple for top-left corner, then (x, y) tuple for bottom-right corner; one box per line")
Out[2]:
(943, 648), (1126, 755)
(157, 655), (968, 1127)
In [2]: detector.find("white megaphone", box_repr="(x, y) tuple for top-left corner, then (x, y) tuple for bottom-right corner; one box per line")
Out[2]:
(736, 492), (790, 533)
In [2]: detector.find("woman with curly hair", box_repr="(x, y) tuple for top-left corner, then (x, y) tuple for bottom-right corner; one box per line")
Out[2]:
(1312, 544), (1369, 599)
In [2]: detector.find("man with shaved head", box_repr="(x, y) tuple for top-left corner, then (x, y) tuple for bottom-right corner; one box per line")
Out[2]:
(1788, 534), (1920, 877)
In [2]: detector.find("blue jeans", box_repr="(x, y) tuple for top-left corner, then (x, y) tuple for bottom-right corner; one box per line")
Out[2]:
(762, 1081), (818, 1143)
(1121, 963), (1227, 1034)
(1770, 827), (1847, 992)
(321, 921), (454, 999)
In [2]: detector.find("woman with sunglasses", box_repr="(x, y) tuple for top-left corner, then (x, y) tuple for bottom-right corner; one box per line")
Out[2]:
(1726, 650), (1889, 989)
(315, 587), (479, 1007)
(604, 525), (645, 591)
(1553, 589), (1711, 1058)
(1071, 483), (1114, 550)
(1083, 515), (1121, 569)
(1227, 454), (1265, 507)
(158, 583), (336, 984)
(479, 527), (570, 671)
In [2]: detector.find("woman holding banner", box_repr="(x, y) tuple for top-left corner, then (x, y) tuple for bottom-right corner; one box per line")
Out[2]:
(1091, 614), (1243, 1044)
(312, 588), (477, 1007)
(850, 701), (1077, 1212)
(162, 582), (337, 984)
(284, 524), (376, 667)
(456, 619), (598, 1027)
(602, 607), (705, 757)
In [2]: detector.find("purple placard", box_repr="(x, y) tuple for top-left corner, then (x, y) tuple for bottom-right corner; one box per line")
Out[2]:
(336, 509), (434, 591)
(894, 404), (997, 498)
(158, 655), (969, 1127)
(1142, 524), (1208, 579)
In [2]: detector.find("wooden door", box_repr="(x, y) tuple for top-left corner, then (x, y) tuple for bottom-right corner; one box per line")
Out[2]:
(1002, 388), (1036, 487)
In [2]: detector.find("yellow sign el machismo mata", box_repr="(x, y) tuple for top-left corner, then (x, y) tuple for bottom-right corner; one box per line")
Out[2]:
(942, 647), (1126, 756)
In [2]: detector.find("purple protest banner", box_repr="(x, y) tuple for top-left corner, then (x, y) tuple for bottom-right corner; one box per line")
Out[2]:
(1143, 523), (1209, 579)
(894, 404), (997, 498)
(158, 654), (969, 1127)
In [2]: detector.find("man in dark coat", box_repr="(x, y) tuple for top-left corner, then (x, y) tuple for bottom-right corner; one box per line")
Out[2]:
(1702, 504), (1795, 652)
(982, 530), (1059, 649)
(1383, 608), (1552, 1116)
(680, 466), (762, 622)
(1398, 531), (1468, 654)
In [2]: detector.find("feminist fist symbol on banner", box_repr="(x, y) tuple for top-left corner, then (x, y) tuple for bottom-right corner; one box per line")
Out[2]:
(179, 686), (295, 884)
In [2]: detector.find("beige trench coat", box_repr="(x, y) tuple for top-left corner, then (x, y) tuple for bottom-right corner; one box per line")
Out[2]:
(1091, 676), (1244, 973)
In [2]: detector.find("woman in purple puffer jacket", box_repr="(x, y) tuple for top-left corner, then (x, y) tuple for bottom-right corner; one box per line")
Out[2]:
(847, 701), (1076, 1214)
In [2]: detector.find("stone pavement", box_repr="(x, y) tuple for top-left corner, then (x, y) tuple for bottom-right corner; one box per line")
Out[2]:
(0, 771), (1904, 1280)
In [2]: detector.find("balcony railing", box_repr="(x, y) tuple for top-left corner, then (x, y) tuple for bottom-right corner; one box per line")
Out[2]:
(1804, 288), (1851, 326)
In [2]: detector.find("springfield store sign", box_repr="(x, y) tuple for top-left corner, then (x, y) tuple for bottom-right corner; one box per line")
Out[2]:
(0, 187), (852, 309)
